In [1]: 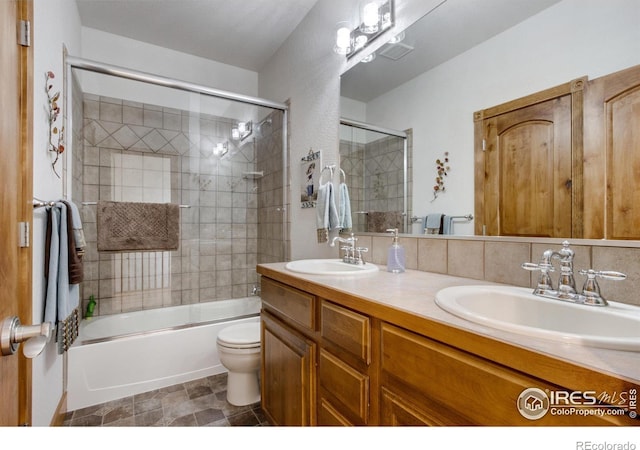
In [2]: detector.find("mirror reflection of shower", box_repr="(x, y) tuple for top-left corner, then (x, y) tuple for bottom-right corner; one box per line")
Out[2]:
(69, 61), (286, 317)
(339, 119), (411, 234)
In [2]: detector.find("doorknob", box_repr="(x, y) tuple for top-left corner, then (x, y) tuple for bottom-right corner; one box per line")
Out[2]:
(1, 316), (53, 358)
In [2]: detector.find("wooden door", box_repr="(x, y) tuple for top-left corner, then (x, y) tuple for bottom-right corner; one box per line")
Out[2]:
(261, 312), (316, 426)
(583, 64), (640, 239)
(474, 78), (585, 238)
(0, 0), (33, 426)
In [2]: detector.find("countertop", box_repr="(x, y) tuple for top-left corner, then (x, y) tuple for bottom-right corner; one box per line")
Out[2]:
(257, 262), (640, 386)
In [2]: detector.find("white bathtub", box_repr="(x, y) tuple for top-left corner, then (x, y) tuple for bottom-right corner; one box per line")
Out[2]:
(67, 297), (261, 411)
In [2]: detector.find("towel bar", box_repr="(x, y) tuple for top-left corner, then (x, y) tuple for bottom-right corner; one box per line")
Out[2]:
(411, 214), (473, 223)
(81, 201), (191, 208)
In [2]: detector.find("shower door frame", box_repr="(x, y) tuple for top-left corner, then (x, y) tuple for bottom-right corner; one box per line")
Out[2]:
(339, 118), (409, 233)
(64, 55), (290, 261)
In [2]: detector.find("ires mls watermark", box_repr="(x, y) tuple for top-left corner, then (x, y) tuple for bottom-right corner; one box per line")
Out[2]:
(516, 387), (637, 420)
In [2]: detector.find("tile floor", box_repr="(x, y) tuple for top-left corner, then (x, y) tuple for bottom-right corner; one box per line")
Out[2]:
(63, 373), (268, 426)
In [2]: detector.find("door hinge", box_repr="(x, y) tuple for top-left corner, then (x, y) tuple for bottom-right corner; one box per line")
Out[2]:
(19, 222), (29, 248)
(482, 139), (486, 151)
(18, 20), (31, 47)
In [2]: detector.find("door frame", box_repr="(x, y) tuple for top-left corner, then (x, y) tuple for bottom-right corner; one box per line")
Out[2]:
(17, 0), (34, 426)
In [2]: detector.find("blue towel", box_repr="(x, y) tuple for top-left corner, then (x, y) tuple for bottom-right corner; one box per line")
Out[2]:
(338, 182), (352, 231)
(45, 202), (80, 353)
(316, 182), (339, 242)
(423, 213), (443, 234)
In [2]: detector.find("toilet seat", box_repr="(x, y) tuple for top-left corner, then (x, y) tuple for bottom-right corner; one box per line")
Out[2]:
(217, 322), (260, 349)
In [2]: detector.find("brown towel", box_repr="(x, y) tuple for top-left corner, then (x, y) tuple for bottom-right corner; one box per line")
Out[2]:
(366, 211), (404, 233)
(97, 201), (180, 252)
(61, 201), (83, 284)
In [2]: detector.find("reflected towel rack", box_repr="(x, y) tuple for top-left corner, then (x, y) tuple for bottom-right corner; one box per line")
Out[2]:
(32, 198), (57, 208)
(411, 214), (473, 223)
(81, 201), (191, 208)
(320, 164), (346, 183)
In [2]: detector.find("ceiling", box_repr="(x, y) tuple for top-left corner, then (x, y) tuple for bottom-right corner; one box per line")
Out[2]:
(75, 0), (319, 72)
(341, 0), (563, 102)
(75, 0), (562, 93)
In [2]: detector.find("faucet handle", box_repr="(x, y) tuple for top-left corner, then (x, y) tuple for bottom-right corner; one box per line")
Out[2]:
(521, 262), (554, 272)
(521, 261), (555, 293)
(354, 247), (368, 265)
(578, 269), (626, 281)
(578, 269), (626, 306)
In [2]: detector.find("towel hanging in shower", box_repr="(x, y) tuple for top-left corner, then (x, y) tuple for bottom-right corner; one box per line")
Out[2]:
(97, 201), (180, 251)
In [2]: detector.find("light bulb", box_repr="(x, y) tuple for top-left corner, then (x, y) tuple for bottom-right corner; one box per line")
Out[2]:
(238, 122), (247, 134)
(361, 2), (379, 34)
(232, 128), (240, 140)
(334, 25), (352, 55)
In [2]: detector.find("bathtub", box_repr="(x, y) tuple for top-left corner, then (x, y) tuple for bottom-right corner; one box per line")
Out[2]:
(67, 297), (261, 411)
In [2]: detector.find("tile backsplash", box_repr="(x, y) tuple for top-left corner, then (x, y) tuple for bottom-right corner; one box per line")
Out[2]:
(351, 234), (640, 307)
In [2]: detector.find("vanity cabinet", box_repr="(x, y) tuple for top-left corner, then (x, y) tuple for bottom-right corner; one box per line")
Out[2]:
(260, 277), (317, 425)
(317, 301), (372, 425)
(258, 269), (638, 427)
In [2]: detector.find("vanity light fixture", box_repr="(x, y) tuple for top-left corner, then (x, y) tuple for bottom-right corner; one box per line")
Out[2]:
(213, 141), (228, 157)
(333, 0), (394, 59)
(231, 121), (253, 141)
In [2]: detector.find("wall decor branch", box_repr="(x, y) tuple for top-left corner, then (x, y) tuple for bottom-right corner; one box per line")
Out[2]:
(432, 151), (450, 202)
(46, 71), (65, 178)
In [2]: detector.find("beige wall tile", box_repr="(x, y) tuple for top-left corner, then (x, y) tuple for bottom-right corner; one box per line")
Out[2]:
(484, 241), (531, 287)
(417, 238), (447, 274)
(448, 240), (484, 280)
(592, 247), (640, 306)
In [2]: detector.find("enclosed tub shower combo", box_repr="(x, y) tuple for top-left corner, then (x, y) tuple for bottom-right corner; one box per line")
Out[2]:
(63, 57), (288, 410)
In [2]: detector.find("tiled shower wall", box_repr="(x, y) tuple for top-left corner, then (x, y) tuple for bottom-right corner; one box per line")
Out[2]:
(340, 131), (412, 233)
(77, 94), (283, 317)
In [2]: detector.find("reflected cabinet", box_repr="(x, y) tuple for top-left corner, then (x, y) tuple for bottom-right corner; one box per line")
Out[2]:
(475, 64), (640, 239)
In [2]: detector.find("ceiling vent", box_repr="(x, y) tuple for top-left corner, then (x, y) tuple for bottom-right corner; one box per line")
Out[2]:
(379, 42), (414, 61)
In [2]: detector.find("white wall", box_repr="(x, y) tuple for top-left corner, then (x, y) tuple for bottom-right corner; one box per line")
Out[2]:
(79, 28), (262, 125)
(32, 0), (82, 427)
(363, 0), (640, 235)
(259, 0), (444, 259)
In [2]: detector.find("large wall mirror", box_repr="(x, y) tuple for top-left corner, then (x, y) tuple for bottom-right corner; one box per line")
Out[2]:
(339, 0), (640, 239)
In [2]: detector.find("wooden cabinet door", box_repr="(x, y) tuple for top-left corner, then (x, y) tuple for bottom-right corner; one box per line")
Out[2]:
(584, 64), (640, 239)
(261, 312), (316, 426)
(475, 78), (585, 238)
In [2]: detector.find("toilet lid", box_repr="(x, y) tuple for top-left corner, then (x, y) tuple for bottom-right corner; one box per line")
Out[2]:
(217, 322), (260, 346)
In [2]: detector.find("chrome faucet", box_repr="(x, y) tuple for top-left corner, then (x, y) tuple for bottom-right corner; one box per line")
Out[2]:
(522, 241), (626, 306)
(330, 233), (369, 265)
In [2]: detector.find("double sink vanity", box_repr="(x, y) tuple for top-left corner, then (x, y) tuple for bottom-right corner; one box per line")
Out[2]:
(256, 255), (640, 426)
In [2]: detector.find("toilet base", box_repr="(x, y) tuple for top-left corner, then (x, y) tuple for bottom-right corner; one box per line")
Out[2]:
(226, 370), (260, 406)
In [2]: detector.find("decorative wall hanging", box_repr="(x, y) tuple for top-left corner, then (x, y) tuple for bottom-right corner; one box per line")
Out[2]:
(301, 148), (321, 208)
(432, 151), (450, 201)
(46, 71), (65, 178)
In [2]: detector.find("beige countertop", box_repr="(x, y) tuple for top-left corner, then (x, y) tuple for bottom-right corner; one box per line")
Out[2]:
(257, 262), (640, 386)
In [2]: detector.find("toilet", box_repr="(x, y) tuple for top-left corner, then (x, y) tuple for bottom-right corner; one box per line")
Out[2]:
(216, 321), (261, 406)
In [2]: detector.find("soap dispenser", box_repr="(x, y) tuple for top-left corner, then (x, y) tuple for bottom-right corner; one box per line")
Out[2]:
(386, 228), (405, 273)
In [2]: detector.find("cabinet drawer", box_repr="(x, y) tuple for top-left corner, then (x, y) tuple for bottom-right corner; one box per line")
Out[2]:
(319, 349), (369, 424)
(261, 277), (316, 331)
(321, 301), (370, 365)
(381, 323), (558, 425)
(318, 398), (353, 426)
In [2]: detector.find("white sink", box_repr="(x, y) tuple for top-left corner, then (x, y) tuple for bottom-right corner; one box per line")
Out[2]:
(285, 259), (379, 276)
(435, 285), (640, 351)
